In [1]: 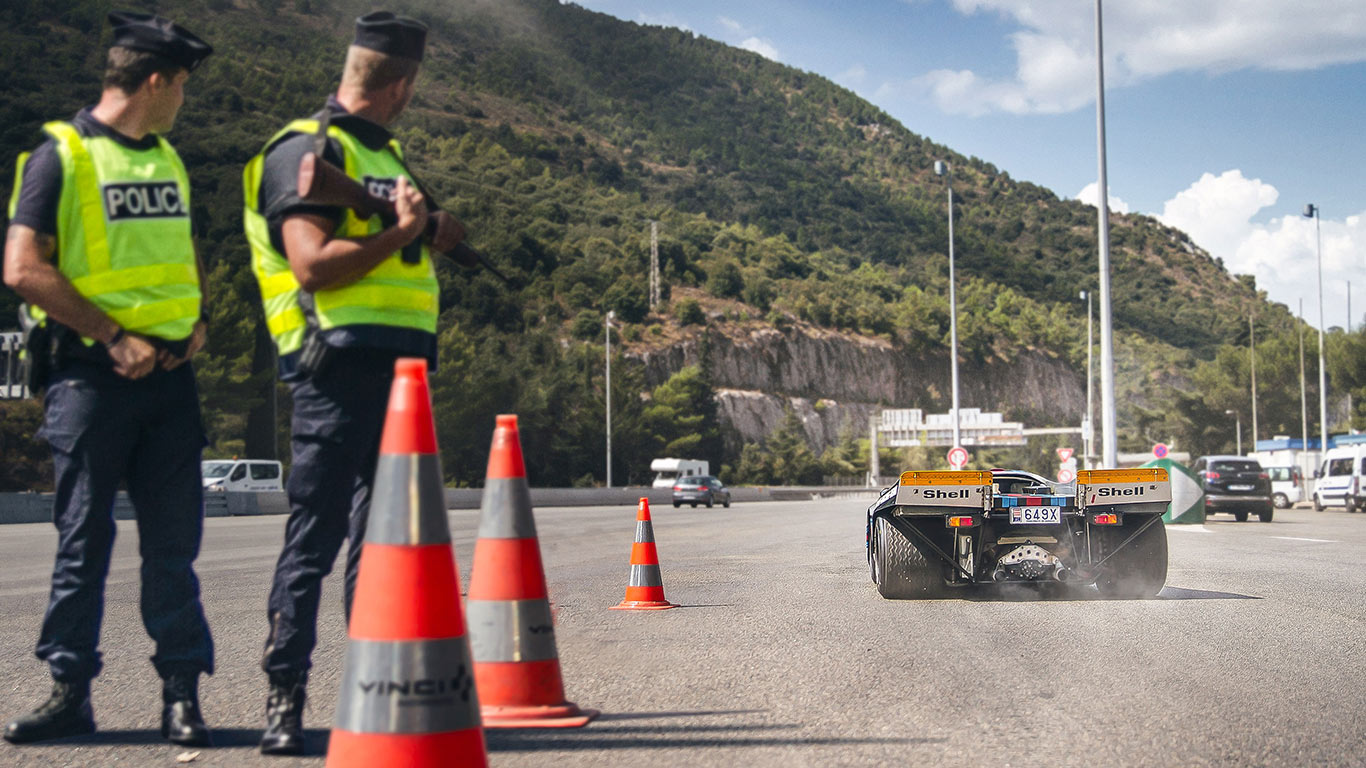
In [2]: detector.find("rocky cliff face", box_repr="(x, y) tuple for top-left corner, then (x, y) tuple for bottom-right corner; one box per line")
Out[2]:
(630, 323), (1084, 452)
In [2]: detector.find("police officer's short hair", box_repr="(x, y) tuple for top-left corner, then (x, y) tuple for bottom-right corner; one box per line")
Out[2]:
(104, 46), (185, 94)
(342, 45), (419, 92)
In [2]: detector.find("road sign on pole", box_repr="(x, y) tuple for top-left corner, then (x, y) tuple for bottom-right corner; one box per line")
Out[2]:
(947, 446), (969, 469)
(1153, 443), (1169, 459)
(1057, 468), (1076, 483)
(1056, 447), (1074, 462)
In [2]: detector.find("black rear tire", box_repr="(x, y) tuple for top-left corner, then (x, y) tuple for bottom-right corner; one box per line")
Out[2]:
(706, 496), (714, 508)
(1313, 494), (1324, 511)
(1258, 506), (1273, 522)
(873, 516), (944, 599)
(723, 500), (730, 508)
(673, 502), (680, 508)
(1094, 515), (1168, 599)
(1234, 511), (1248, 522)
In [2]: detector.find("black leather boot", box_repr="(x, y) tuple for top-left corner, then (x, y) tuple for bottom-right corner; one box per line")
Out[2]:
(161, 672), (211, 746)
(3, 680), (95, 744)
(259, 673), (306, 756)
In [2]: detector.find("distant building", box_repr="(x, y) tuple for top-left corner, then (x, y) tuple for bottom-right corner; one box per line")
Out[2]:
(878, 408), (1026, 448)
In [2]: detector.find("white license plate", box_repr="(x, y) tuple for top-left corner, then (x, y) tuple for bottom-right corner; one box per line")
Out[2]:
(1010, 506), (1061, 525)
(1229, 485), (1254, 491)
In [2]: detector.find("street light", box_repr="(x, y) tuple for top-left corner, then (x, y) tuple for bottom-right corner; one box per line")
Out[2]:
(934, 159), (961, 451)
(1225, 409), (1242, 456)
(1304, 204), (1329, 454)
(1094, 0), (1118, 468)
(605, 310), (616, 488)
(1080, 290), (1094, 470)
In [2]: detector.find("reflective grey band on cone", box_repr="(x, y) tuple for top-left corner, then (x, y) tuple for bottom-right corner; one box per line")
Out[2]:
(628, 564), (663, 587)
(635, 520), (655, 542)
(367, 454), (451, 545)
(466, 599), (559, 662)
(477, 477), (538, 539)
(335, 637), (481, 734)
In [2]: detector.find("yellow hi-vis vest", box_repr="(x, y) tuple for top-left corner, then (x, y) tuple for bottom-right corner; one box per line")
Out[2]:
(242, 119), (438, 358)
(7, 121), (201, 342)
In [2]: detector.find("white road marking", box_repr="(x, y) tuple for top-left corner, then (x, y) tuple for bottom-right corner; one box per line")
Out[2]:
(1271, 536), (1337, 543)
(1166, 525), (1212, 533)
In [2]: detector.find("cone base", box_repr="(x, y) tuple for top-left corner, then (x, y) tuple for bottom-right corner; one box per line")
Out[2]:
(610, 600), (677, 610)
(481, 703), (599, 729)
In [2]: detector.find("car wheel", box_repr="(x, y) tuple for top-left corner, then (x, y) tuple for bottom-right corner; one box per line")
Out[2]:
(1347, 497), (1358, 514)
(1272, 493), (1289, 509)
(723, 500), (731, 508)
(706, 495), (714, 508)
(690, 503), (697, 508)
(1313, 494), (1324, 511)
(873, 516), (944, 599)
(1234, 511), (1249, 522)
(1259, 506), (1274, 523)
(1094, 514), (1168, 599)
(673, 502), (680, 508)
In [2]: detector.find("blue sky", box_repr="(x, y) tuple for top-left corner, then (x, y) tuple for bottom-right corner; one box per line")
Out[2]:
(566, 0), (1366, 330)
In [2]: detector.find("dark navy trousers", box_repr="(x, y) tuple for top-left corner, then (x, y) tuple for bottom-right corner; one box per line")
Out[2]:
(36, 361), (214, 683)
(262, 349), (397, 677)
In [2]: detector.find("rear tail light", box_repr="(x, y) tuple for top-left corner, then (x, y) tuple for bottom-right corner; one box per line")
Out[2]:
(1206, 471), (1220, 480)
(1092, 513), (1120, 525)
(946, 516), (976, 528)
(673, 485), (682, 491)
(1258, 472), (1269, 479)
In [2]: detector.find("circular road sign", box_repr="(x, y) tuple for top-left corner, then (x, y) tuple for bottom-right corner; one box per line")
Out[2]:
(947, 446), (969, 469)
(1057, 468), (1076, 484)
(1153, 443), (1169, 459)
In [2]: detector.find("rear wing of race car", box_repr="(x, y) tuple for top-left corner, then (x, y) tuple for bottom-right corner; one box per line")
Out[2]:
(1076, 468), (1170, 515)
(894, 471), (993, 511)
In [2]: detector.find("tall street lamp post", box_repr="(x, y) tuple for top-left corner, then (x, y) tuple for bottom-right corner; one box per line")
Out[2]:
(1094, 0), (1118, 468)
(1080, 290), (1094, 470)
(1225, 409), (1242, 456)
(934, 160), (961, 451)
(605, 310), (616, 488)
(1304, 204), (1329, 454)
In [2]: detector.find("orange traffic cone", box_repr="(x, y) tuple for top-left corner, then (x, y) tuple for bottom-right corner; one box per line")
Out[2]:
(611, 498), (677, 610)
(325, 359), (487, 768)
(467, 414), (598, 728)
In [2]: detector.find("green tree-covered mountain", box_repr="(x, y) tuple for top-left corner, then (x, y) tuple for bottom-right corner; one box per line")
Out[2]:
(2, 0), (1361, 487)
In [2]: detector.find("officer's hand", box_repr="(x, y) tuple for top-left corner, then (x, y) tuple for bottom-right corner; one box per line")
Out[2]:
(109, 333), (157, 380)
(160, 321), (206, 370)
(429, 211), (466, 253)
(393, 177), (428, 245)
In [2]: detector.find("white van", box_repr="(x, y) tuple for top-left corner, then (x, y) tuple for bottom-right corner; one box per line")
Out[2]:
(1265, 466), (1303, 509)
(650, 458), (709, 489)
(1312, 446), (1366, 511)
(203, 459), (284, 492)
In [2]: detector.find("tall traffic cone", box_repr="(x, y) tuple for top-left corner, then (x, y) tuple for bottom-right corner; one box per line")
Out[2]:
(467, 415), (598, 728)
(325, 359), (487, 768)
(611, 498), (678, 610)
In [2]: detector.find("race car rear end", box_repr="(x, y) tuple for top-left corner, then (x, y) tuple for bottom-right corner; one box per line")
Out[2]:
(866, 468), (1170, 599)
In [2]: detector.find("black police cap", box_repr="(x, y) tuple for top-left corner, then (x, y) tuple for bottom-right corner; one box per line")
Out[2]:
(108, 10), (213, 72)
(353, 11), (427, 62)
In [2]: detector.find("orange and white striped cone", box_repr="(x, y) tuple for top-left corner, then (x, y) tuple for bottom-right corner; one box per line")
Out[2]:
(610, 498), (677, 610)
(325, 359), (487, 768)
(467, 414), (598, 728)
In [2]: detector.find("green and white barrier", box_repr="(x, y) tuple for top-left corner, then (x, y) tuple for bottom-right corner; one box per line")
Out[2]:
(1142, 458), (1205, 524)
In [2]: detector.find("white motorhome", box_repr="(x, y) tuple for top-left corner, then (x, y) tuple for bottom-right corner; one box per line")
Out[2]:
(1313, 446), (1366, 511)
(202, 459), (284, 492)
(651, 458), (709, 489)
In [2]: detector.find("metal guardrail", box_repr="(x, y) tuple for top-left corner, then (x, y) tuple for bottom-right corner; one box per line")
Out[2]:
(0, 486), (880, 524)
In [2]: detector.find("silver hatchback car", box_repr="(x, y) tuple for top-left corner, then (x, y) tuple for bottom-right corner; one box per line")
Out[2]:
(672, 475), (731, 508)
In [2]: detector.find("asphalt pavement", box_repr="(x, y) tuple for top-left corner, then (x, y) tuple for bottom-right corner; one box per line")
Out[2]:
(1, 500), (1363, 767)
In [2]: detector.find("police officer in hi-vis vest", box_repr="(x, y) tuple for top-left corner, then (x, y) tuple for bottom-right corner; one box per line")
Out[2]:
(2, 12), (215, 747)
(242, 11), (464, 755)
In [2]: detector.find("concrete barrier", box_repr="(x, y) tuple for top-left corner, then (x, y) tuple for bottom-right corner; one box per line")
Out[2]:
(1, 486), (880, 524)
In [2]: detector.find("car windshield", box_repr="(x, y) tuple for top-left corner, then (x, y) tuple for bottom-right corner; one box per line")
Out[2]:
(202, 461), (234, 479)
(1210, 461), (1260, 473)
(677, 478), (706, 487)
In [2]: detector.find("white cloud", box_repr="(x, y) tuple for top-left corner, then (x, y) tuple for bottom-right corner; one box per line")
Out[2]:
(1074, 182), (1130, 215)
(636, 12), (691, 34)
(740, 36), (780, 61)
(718, 16), (745, 34)
(838, 64), (868, 86)
(1155, 170), (1366, 328)
(929, 1), (1366, 115)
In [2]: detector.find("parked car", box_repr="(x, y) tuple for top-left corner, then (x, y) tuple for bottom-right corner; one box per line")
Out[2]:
(1312, 446), (1366, 512)
(1265, 466), (1303, 509)
(672, 475), (731, 508)
(202, 459), (284, 492)
(1191, 455), (1273, 522)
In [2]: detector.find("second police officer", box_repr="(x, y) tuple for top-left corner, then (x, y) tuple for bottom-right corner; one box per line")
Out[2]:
(241, 10), (465, 755)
